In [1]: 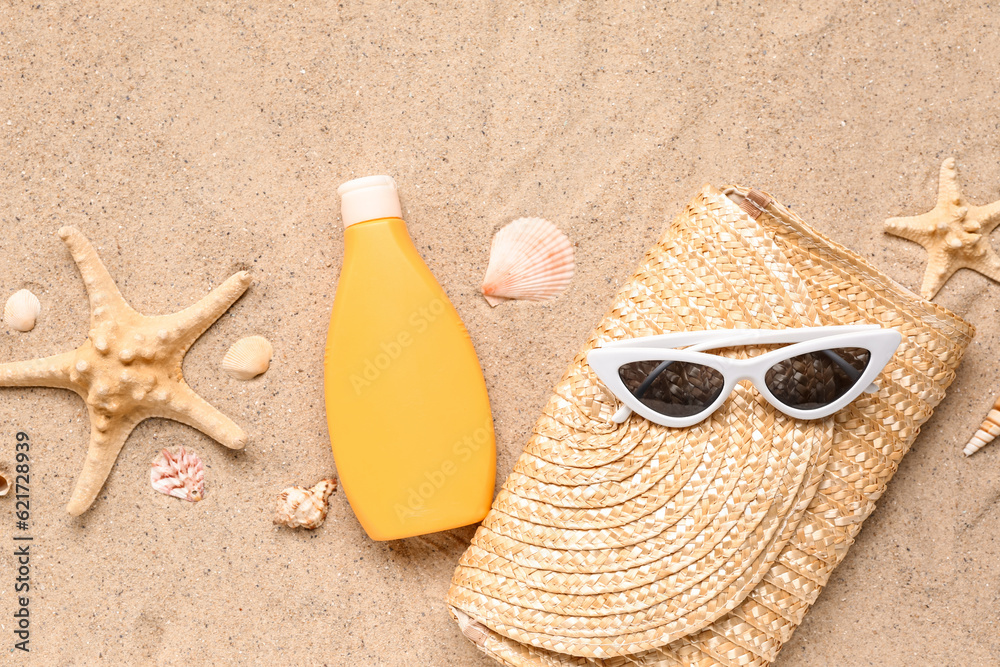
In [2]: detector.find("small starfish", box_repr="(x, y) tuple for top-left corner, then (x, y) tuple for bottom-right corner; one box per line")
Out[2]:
(885, 157), (1000, 299)
(0, 227), (252, 515)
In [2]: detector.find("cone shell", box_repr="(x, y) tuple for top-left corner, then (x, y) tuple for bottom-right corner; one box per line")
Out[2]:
(222, 335), (273, 380)
(273, 478), (337, 530)
(150, 446), (206, 502)
(4, 289), (40, 332)
(964, 396), (1000, 456)
(481, 217), (574, 306)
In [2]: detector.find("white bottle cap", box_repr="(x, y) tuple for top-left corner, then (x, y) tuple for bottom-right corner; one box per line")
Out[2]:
(337, 175), (402, 228)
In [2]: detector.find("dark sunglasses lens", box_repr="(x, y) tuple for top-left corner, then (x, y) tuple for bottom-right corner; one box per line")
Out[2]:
(764, 347), (871, 411)
(618, 360), (725, 419)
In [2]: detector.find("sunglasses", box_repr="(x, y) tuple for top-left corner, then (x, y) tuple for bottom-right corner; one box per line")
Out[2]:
(587, 325), (901, 427)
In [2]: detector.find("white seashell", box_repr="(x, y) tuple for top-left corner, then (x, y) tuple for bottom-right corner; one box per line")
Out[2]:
(481, 217), (574, 306)
(150, 446), (205, 502)
(964, 396), (1000, 456)
(273, 478), (337, 530)
(222, 335), (273, 380)
(4, 289), (40, 332)
(0, 468), (9, 497)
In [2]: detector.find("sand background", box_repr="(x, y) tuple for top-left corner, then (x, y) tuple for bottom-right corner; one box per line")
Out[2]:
(1, 1), (999, 665)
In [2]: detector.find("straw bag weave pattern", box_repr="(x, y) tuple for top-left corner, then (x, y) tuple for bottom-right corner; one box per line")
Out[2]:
(448, 185), (973, 666)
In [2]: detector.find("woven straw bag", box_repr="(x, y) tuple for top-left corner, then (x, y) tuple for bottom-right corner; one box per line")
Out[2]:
(448, 184), (974, 666)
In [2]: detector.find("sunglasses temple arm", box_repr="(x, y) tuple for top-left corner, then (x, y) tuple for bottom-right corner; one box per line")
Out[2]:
(821, 350), (878, 393)
(612, 405), (633, 423)
(613, 359), (678, 423)
(634, 360), (675, 398)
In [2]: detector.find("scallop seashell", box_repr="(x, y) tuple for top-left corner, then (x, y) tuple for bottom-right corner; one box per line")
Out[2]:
(222, 335), (273, 380)
(273, 478), (337, 530)
(4, 289), (40, 332)
(150, 446), (205, 502)
(964, 395), (1000, 456)
(481, 217), (574, 306)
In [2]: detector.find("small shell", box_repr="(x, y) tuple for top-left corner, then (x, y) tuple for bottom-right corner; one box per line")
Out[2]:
(150, 446), (205, 502)
(4, 289), (40, 332)
(964, 396), (1000, 456)
(481, 217), (574, 306)
(0, 467), (9, 497)
(273, 478), (338, 530)
(222, 335), (273, 380)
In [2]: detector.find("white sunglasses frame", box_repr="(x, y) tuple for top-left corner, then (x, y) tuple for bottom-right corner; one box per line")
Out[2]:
(587, 325), (902, 427)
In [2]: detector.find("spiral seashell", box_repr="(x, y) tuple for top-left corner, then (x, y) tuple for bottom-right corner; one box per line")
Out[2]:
(964, 396), (1000, 456)
(4, 289), (40, 332)
(150, 446), (205, 501)
(481, 217), (574, 306)
(273, 478), (338, 530)
(222, 335), (273, 380)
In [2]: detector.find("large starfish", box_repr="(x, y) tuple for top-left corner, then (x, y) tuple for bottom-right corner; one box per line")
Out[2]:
(0, 227), (252, 515)
(885, 157), (1000, 299)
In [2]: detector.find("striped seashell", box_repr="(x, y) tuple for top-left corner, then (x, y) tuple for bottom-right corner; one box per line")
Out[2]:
(964, 395), (1000, 456)
(481, 217), (574, 306)
(273, 478), (338, 530)
(150, 446), (205, 502)
(4, 289), (40, 332)
(222, 335), (273, 380)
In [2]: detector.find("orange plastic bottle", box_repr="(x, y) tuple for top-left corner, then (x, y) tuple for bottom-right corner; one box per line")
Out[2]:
(324, 175), (495, 540)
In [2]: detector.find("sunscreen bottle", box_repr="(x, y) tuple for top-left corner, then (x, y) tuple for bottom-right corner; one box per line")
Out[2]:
(324, 175), (496, 540)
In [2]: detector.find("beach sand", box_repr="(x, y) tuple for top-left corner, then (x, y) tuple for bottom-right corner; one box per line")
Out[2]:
(1, 1), (999, 664)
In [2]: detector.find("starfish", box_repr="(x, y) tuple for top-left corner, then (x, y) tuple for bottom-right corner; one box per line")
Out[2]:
(0, 227), (252, 515)
(885, 157), (1000, 299)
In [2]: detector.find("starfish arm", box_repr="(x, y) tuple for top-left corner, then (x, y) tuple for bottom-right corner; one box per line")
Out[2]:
(57, 227), (129, 316)
(156, 381), (247, 449)
(919, 249), (961, 299)
(0, 351), (79, 390)
(965, 247), (1000, 285)
(973, 200), (1000, 235)
(157, 271), (252, 352)
(936, 157), (963, 209)
(66, 413), (142, 516)
(884, 211), (940, 245)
